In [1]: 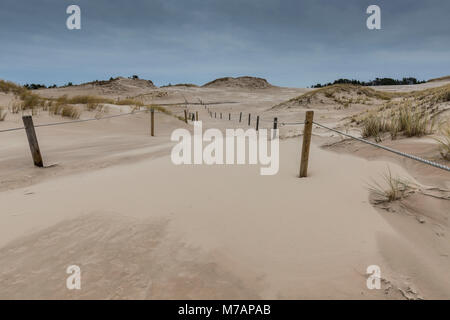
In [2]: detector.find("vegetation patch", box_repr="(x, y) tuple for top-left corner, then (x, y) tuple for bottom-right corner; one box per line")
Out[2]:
(368, 168), (414, 203)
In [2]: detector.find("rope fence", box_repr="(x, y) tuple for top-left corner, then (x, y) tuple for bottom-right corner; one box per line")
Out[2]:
(1, 104), (449, 173)
(205, 107), (450, 174)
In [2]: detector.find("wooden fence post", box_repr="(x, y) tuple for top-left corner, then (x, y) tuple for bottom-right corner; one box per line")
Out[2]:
(248, 113), (251, 126)
(196, 111), (199, 121)
(256, 116), (260, 131)
(22, 115), (44, 167)
(299, 111), (314, 178)
(184, 110), (188, 123)
(273, 117), (278, 139)
(151, 108), (155, 136)
(239, 112), (242, 123)
(229, 113), (231, 121)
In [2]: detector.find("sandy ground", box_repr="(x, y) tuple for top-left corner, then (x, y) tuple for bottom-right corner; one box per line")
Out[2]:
(0, 80), (449, 299)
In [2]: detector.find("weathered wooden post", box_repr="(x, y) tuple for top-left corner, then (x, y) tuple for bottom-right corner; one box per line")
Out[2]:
(273, 117), (278, 139)
(248, 113), (251, 126)
(239, 112), (242, 123)
(151, 108), (155, 136)
(229, 113), (231, 121)
(256, 116), (260, 131)
(184, 110), (188, 123)
(192, 113), (195, 121)
(22, 115), (44, 167)
(299, 111), (314, 178)
(196, 111), (199, 121)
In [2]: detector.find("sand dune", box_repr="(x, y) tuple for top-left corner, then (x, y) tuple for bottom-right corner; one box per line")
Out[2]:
(2, 139), (447, 299)
(0, 78), (449, 299)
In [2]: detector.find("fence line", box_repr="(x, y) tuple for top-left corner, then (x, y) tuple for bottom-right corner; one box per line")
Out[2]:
(312, 121), (450, 172)
(208, 108), (450, 172)
(0, 109), (180, 133)
(1, 104), (449, 173)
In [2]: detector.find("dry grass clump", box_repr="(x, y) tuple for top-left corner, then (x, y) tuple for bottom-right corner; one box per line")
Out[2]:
(433, 123), (450, 160)
(0, 106), (7, 121)
(0, 79), (28, 96)
(49, 104), (81, 119)
(19, 91), (42, 110)
(53, 95), (114, 105)
(361, 103), (435, 141)
(369, 168), (413, 203)
(86, 102), (100, 112)
(61, 105), (81, 119)
(10, 100), (23, 113)
(396, 104), (435, 137)
(145, 105), (185, 122)
(116, 98), (144, 107)
(361, 113), (391, 141)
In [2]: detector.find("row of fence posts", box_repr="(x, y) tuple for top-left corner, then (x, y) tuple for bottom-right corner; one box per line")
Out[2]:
(20, 107), (314, 178)
(206, 108), (312, 177)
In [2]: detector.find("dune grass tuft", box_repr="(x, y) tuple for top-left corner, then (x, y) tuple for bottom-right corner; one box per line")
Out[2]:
(433, 123), (450, 160)
(145, 104), (185, 122)
(0, 106), (7, 121)
(49, 104), (81, 119)
(361, 103), (435, 141)
(116, 98), (144, 107)
(368, 168), (413, 203)
(53, 95), (114, 105)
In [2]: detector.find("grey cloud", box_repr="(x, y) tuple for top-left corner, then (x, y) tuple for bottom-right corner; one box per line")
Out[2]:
(0, 0), (449, 87)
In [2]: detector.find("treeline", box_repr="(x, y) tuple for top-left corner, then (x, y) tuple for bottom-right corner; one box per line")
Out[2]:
(23, 83), (57, 90)
(311, 77), (426, 88)
(22, 75), (142, 90)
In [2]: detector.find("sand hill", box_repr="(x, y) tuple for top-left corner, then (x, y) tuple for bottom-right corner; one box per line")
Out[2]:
(272, 84), (391, 110)
(202, 76), (273, 89)
(428, 75), (450, 83)
(36, 77), (157, 99)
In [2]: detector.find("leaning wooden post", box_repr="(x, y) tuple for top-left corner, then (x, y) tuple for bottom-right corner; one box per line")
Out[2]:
(299, 111), (314, 178)
(196, 111), (199, 121)
(22, 115), (44, 167)
(256, 116), (260, 131)
(248, 113), (251, 126)
(150, 108), (155, 136)
(184, 110), (188, 123)
(239, 112), (242, 123)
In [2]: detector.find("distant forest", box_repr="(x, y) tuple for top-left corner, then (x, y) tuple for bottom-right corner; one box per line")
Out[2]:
(311, 77), (426, 88)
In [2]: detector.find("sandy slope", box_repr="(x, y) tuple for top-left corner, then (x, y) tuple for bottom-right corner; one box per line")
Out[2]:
(2, 138), (446, 299)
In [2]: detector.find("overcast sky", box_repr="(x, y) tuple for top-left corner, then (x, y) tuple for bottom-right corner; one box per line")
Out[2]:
(1, 0), (449, 87)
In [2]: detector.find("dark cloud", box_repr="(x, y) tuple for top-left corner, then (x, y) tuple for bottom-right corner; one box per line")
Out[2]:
(0, 0), (449, 87)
